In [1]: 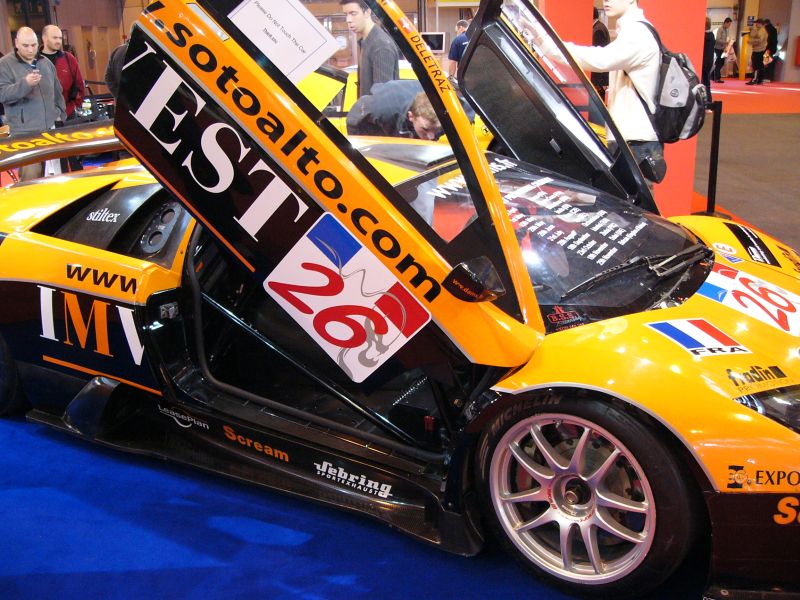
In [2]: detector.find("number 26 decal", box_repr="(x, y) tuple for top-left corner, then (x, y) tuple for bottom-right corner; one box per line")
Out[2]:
(731, 277), (797, 332)
(268, 263), (389, 348)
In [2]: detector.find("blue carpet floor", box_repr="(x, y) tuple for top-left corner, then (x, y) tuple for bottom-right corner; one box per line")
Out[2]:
(0, 417), (705, 599)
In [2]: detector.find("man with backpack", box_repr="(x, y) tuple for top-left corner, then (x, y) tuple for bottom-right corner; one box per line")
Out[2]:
(563, 0), (664, 182)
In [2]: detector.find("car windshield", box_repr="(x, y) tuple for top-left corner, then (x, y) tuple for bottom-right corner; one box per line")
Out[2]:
(398, 154), (703, 314)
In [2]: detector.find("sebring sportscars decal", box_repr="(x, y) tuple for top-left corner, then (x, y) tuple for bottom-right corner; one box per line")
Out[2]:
(698, 262), (800, 335)
(647, 318), (750, 356)
(265, 214), (430, 382)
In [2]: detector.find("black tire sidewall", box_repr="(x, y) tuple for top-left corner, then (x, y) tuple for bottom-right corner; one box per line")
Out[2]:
(475, 396), (696, 597)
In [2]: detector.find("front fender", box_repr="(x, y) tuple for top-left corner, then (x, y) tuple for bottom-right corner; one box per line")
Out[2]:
(486, 313), (800, 494)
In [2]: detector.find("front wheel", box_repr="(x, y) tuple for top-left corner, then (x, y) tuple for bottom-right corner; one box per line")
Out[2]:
(476, 397), (697, 597)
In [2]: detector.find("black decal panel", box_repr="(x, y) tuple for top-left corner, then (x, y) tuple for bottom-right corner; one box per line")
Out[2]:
(115, 28), (322, 279)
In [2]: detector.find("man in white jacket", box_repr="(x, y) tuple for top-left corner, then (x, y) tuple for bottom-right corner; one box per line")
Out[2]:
(564, 0), (663, 182)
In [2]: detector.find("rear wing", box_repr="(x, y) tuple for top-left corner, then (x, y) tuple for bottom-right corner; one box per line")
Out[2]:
(0, 120), (123, 172)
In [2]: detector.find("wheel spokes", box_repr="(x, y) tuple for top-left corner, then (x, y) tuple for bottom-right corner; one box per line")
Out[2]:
(500, 488), (548, 504)
(594, 508), (647, 544)
(585, 447), (621, 487)
(579, 521), (604, 575)
(509, 440), (554, 485)
(566, 426), (592, 475)
(529, 423), (569, 473)
(559, 521), (576, 570)
(514, 507), (557, 533)
(596, 489), (649, 514)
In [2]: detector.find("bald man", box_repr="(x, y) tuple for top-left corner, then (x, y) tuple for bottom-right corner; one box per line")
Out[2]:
(41, 24), (85, 120)
(0, 27), (66, 179)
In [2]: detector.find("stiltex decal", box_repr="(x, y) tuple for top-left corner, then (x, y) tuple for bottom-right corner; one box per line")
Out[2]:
(697, 262), (800, 335)
(647, 319), (750, 356)
(314, 460), (393, 498)
(265, 214), (430, 382)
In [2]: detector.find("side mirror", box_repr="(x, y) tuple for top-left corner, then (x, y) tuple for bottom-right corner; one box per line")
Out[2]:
(444, 256), (506, 302)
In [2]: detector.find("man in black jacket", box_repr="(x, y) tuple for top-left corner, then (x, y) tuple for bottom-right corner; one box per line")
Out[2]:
(763, 18), (779, 83)
(346, 79), (440, 140)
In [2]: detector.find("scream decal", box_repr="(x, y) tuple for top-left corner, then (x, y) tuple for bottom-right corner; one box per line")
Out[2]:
(265, 214), (430, 382)
(698, 262), (800, 335)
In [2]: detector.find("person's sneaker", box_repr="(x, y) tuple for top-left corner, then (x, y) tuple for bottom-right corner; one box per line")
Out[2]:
(715, 79), (725, 83)
(745, 80), (756, 85)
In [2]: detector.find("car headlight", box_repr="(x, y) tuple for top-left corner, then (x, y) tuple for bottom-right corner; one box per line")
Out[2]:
(735, 384), (800, 434)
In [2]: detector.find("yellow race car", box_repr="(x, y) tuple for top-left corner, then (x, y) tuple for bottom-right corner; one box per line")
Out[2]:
(0, 1), (797, 598)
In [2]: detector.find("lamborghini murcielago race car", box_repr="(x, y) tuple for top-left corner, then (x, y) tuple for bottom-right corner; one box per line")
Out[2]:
(0, 0), (798, 598)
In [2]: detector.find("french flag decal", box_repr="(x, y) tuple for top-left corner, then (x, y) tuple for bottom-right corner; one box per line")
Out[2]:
(648, 319), (750, 356)
(265, 214), (431, 382)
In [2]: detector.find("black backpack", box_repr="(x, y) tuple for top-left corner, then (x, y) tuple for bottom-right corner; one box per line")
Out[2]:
(630, 22), (707, 143)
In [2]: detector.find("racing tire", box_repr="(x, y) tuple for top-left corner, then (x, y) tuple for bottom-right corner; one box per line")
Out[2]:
(0, 334), (26, 416)
(475, 396), (698, 598)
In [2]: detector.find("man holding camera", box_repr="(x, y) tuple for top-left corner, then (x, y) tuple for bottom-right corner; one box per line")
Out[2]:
(41, 25), (85, 121)
(0, 27), (66, 180)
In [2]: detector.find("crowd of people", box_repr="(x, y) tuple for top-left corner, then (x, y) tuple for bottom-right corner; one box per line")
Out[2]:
(0, 5), (784, 183)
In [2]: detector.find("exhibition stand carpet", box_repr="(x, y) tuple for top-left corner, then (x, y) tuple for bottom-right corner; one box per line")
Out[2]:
(0, 417), (705, 600)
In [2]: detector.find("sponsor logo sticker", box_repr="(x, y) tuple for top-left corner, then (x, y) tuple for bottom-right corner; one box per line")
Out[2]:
(720, 253), (743, 264)
(314, 460), (393, 498)
(158, 404), (209, 430)
(713, 242), (737, 255)
(726, 364), (789, 394)
(86, 208), (120, 223)
(727, 464), (747, 489)
(545, 306), (583, 329)
(265, 214), (430, 382)
(774, 497), (800, 525)
(726, 465), (800, 490)
(223, 425), (290, 462)
(724, 223), (781, 266)
(648, 319), (750, 356)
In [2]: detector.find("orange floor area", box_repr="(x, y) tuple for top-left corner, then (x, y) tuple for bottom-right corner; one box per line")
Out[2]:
(710, 78), (800, 114)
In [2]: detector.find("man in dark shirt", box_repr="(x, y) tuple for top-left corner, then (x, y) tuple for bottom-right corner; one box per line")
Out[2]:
(105, 39), (129, 99)
(340, 0), (400, 97)
(448, 20), (469, 78)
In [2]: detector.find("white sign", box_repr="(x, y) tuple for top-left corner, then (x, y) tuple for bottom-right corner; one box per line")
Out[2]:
(229, 0), (338, 84)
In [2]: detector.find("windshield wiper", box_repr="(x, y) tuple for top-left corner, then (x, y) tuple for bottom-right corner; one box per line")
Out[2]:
(560, 243), (712, 301)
